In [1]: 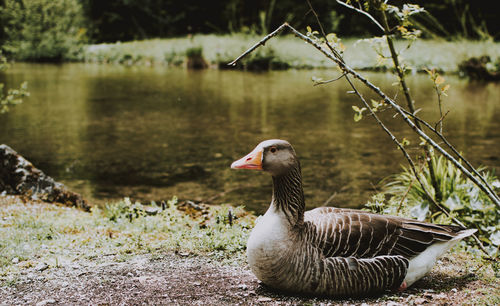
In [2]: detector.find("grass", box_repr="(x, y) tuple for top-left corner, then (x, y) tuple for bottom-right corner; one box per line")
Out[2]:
(1, 195), (498, 304)
(0, 196), (254, 281)
(81, 33), (500, 72)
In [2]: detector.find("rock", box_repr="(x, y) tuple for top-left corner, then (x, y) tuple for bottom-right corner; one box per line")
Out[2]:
(144, 206), (159, 216)
(0, 144), (90, 211)
(12, 257), (19, 264)
(257, 297), (273, 302)
(238, 284), (248, 290)
(35, 299), (56, 306)
(35, 262), (49, 272)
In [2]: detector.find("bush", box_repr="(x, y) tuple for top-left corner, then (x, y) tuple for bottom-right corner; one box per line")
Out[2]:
(366, 154), (500, 257)
(0, 52), (29, 113)
(0, 0), (87, 61)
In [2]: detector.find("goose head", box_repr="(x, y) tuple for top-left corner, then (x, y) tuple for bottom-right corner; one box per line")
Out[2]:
(231, 139), (299, 177)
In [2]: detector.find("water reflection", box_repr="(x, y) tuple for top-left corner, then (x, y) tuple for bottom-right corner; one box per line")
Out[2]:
(1, 64), (499, 214)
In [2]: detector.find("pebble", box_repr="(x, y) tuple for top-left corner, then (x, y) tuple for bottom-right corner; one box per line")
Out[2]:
(35, 299), (56, 306)
(126, 272), (134, 277)
(35, 262), (49, 272)
(238, 284), (248, 290)
(451, 288), (457, 293)
(193, 282), (201, 286)
(12, 257), (19, 264)
(414, 298), (427, 304)
(257, 297), (273, 302)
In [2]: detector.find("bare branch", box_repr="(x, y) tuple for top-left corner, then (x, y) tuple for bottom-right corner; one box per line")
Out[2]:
(336, 0), (385, 33)
(230, 22), (500, 209)
(402, 108), (500, 203)
(434, 110), (449, 132)
(313, 74), (346, 86)
(227, 23), (289, 66)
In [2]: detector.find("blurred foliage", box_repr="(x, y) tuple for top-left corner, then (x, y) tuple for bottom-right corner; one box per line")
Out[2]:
(0, 51), (28, 113)
(458, 55), (500, 81)
(0, 0), (88, 61)
(75, 1), (499, 43)
(366, 154), (500, 257)
(0, 0), (498, 61)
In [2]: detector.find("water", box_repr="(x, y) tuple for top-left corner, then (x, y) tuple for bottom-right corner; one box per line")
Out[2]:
(1, 63), (499, 214)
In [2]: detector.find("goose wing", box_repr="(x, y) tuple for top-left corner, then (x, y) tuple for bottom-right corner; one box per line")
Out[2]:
(316, 255), (409, 296)
(303, 207), (466, 259)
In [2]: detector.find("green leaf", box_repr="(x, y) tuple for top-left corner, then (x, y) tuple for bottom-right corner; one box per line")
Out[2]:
(326, 33), (337, 42)
(401, 138), (410, 146)
(354, 113), (363, 122)
(306, 26), (312, 33)
(352, 105), (360, 112)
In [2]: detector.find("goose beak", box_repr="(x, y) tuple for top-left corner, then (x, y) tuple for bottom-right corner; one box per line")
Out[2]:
(231, 147), (263, 170)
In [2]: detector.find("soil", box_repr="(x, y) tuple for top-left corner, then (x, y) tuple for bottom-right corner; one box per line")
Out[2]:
(0, 252), (496, 305)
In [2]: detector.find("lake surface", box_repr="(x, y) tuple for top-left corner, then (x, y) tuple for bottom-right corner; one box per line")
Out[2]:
(1, 64), (499, 214)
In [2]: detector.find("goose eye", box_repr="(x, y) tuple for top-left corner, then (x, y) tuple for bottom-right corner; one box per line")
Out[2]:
(270, 147), (277, 153)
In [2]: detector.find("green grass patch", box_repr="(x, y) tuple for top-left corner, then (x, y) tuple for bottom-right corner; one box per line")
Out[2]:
(82, 34), (500, 72)
(0, 196), (254, 278)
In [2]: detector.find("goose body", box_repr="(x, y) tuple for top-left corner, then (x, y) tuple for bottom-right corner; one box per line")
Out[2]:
(231, 139), (475, 297)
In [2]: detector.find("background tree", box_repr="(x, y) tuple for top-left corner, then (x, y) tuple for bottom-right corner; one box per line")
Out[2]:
(0, 0), (88, 61)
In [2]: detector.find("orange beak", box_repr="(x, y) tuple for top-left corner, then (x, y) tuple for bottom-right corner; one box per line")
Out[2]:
(231, 147), (263, 170)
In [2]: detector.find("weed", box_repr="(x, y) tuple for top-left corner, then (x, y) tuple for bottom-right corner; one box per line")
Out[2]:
(366, 155), (500, 257)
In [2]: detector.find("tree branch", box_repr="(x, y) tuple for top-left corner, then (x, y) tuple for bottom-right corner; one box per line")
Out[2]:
(229, 23), (500, 210)
(335, 0), (385, 33)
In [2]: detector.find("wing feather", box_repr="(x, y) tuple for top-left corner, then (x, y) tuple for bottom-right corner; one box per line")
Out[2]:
(304, 207), (467, 259)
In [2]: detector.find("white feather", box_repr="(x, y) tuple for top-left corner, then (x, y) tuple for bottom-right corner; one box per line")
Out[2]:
(404, 229), (476, 286)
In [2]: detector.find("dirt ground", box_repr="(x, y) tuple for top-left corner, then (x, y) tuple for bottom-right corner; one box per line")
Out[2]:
(1, 252), (497, 306)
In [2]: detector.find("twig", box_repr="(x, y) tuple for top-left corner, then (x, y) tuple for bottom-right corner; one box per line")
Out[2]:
(324, 192), (337, 206)
(283, 23), (493, 208)
(313, 73), (346, 86)
(229, 22), (499, 256)
(335, 0), (385, 32)
(397, 176), (415, 213)
(401, 108), (500, 203)
(228, 23), (288, 66)
(434, 110), (449, 132)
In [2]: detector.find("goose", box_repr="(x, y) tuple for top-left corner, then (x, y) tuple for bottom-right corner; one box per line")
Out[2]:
(231, 139), (475, 297)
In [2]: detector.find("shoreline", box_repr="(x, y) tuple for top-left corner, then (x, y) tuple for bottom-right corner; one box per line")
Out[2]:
(1, 195), (498, 304)
(71, 35), (500, 73)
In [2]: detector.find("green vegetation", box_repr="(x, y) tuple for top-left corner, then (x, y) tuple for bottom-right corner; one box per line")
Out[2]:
(0, 52), (28, 113)
(0, 196), (254, 278)
(81, 35), (500, 72)
(366, 155), (500, 257)
(0, 0), (87, 61)
(458, 55), (500, 81)
(78, 1), (500, 43)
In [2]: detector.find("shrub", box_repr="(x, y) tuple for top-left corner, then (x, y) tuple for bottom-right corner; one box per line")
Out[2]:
(0, 51), (29, 113)
(0, 0), (87, 61)
(185, 46), (208, 69)
(366, 154), (500, 257)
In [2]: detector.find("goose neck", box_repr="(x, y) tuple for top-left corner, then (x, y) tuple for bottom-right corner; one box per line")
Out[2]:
(271, 164), (305, 226)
